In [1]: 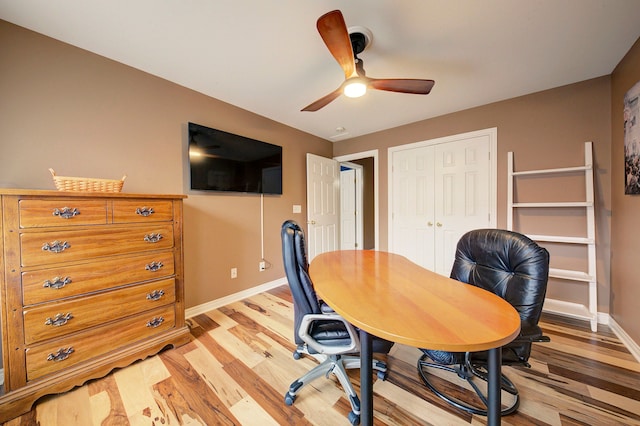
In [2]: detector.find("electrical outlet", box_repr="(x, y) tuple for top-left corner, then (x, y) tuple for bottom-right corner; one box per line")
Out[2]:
(259, 261), (266, 272)
(230, 267), (237, 279)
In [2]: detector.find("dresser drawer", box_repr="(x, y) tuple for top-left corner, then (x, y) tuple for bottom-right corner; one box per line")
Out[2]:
(112, 200), (173, 223)
(23, 278), (176, 344)
(19, 199), (108, 228)
(22, 250), (175, 306)
(20, 224), (174, 267)
(25, 304), (176, 381)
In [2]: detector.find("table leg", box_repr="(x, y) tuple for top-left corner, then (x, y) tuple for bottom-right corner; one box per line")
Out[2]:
(360, 329), (373, 426)
(487, 347), (501, 426)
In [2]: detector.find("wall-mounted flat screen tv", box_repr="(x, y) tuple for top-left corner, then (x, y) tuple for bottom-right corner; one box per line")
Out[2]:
(188, 122), (282, 195)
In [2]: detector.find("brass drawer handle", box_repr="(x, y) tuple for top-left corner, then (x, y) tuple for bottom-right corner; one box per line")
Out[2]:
(52, 207), (80, 219)
(146, 317), (165, 328)
(136, 207), (155, 217)
(45, 312), (74, 327)
(42, 240), (71, 253)
(145, 261), (164, 272)
(47, 347), (74, 362)
(146, 289), (165, 301)
(43, 276), (72, 289)
(144, 233), (163, 243)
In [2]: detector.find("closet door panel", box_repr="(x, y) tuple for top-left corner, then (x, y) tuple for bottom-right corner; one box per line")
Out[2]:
(434, 136), (491, 274)
(391, 146), (435, 270)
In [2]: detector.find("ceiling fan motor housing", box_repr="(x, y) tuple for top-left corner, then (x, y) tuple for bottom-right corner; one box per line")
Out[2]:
(348, 26), (373, 56)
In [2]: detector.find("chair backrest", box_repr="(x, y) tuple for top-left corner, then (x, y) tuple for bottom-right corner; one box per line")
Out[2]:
(450, 229), (550, 360)
(281, 220), (322, 344)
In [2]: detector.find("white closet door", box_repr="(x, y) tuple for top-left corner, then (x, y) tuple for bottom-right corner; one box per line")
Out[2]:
(391, 146), (436, 270)
(390, 131), (493, 275)
(433, 135), (491, 274)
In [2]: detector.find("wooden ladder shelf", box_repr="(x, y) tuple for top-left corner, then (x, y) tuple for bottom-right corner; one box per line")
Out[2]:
(507, 141), (597, 332)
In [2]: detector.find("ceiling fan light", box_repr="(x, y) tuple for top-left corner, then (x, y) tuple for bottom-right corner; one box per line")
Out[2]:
(344, 80), (367, 98)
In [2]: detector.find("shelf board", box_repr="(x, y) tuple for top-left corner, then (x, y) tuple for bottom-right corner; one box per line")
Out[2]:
(512, 201), (592, 208)
(511, 164), (591, 176)
(549, 268), (594, 282)
(526, 234), (594, 244)
(543, 298), (595, 321)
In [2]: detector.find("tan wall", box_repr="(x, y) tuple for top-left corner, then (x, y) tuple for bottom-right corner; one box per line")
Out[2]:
(611, 37), (640, 344)
(0, 20), (332, 308)
(334, 77), (612, 314)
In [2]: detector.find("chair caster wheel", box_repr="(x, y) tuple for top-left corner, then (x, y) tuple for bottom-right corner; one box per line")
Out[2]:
(348, 411), (360, 425)
(377, 370), (388, 380)
(284, 392), (296, 406)
(292, 351), (301, 360)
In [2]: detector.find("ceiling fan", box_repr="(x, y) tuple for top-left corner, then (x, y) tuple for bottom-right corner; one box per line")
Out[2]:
(302, 10), (435, 112)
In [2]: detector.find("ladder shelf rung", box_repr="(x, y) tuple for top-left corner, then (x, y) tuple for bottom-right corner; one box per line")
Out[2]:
(512, 201), (593, 208)
(543, 298), (594, 322)
(526, 234), (594, 244)
(548, 268), (594, 282)
(511, 165), (591, 176)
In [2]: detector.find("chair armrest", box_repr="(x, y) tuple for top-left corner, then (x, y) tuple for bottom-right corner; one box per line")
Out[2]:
(298, 313), (360, 355)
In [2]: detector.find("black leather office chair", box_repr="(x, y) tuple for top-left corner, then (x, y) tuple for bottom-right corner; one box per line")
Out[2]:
(281, 220), (394, 425)
(417, 229), (550, 416)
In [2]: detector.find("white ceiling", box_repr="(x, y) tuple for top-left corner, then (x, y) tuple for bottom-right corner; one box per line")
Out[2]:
(2, 0), (640, 141)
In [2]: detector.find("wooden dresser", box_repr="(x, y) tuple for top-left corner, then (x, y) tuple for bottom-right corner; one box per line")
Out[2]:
(0, 189), (191, 422)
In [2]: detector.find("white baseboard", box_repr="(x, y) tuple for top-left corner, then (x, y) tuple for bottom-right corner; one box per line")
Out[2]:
(608, 317), (640, 364)
(185, 277), (287, 319)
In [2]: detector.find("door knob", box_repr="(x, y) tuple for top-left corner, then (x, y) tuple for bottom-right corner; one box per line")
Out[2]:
(308, 220), (316, 225)
(436, 222), (443, 227)
(427, 221), (433, 227)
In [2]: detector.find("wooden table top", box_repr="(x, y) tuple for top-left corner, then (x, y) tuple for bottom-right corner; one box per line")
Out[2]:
(309, 250), (521, 352)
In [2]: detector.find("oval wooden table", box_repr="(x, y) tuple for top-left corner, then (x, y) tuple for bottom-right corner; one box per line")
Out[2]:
(309, 250), (521, 426)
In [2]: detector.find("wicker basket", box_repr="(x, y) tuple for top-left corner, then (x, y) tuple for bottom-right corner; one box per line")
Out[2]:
(49, 168), (127, 192)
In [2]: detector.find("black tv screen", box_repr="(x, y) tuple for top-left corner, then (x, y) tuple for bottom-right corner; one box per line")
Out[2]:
(188, 122), (282, 195)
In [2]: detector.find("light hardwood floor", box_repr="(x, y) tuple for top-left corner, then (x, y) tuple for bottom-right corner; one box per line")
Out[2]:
(5, 285), (640, 425)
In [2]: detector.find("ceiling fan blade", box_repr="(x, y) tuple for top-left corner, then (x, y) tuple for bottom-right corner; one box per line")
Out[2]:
(301, 87), (343, 112)
(316, 10), (356, 79)
(369, 78), (435, 95)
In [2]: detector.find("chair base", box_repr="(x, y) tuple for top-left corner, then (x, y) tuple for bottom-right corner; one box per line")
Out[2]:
(285, 346), (388, 426)
(417, 353), (519, 416)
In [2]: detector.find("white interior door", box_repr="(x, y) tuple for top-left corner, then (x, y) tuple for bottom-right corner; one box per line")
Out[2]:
(334, 150), (379, 250)
(306, 153), (340, 261)
(390, 128), (496, 275)
(340, 163), (364, 250)
(433, 135), (492, 274)
(391, 146), (436, 269)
